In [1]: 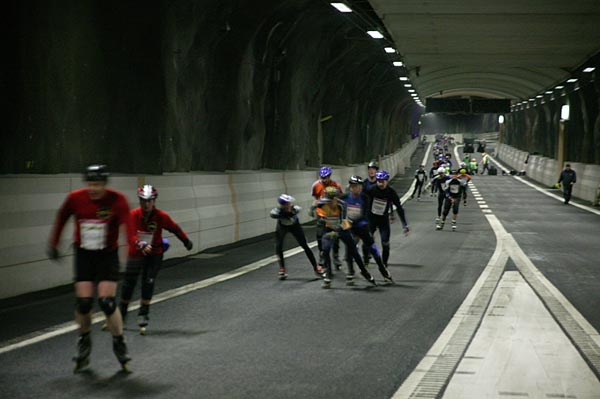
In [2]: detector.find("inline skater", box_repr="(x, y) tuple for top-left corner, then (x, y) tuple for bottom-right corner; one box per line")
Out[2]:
(47, 165), (133, 371)
(311, 167), (343, 270)
(364, 161), (379, 191)
(316, 187), (376, 288)
(410, 164), (428, 201)
(437, 175), (466, 231)
(270, 194), (323, 280)
(431, 167), (451, 228)
(364, 170), (410, 267)
(341, 176), (393, 284)
(118, 185), (193, 335)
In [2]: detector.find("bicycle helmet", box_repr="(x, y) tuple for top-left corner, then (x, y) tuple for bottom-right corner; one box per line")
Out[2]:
(84, 164), (109, 181)
(375, 170), (390, 180)
(137, 185), (158, 200)
(319, 166), (332, 178)
(348, 175), (363, 185)
(278, 194), (295, 204)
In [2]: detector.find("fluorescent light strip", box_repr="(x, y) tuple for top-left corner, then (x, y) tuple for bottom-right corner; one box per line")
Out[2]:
(583, 67), (595, 73)
(566, 78), (578, 83)
(399, 77), (409, 81)
(385, 47), (396, 54)
(330, 3), (352, 12)
(367, 31), (384, 39)
(393, 61), (403, 67)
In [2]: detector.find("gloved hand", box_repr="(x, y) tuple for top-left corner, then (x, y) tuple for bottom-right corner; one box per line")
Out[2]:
(554, 183), (561, 189)
(184, 239), (193, 251)
(47, 247), (59, 260)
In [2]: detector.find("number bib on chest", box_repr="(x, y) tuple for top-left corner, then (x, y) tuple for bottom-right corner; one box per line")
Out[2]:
(449, 184), (460, 194)
(417, 174), (424, 182)
(346, 205), (362, 221)
(80, 219), (108, 250)
(371, 198), (388, 216)
(137, 230), (154, 244)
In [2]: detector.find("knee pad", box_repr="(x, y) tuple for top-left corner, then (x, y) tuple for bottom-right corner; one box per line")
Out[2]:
(76, 297), (94, 314)
(98, 296), (117, 316)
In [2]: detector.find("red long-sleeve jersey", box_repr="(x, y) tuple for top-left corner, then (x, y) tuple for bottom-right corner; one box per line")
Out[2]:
(129, 207), (189, 258)
(49, 188), (134, 251)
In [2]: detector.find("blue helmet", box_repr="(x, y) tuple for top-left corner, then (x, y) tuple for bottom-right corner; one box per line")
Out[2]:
(319, 166), (332, 178)
(375, 170), (390, 180)
(278, 194), (295, 204)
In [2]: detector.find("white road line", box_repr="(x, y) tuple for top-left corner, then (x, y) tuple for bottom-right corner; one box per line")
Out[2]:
(400, 143), (433, 205)
(394, 196), (600, 398)
(0, 242), (318, 355)
(488, 153), (600, 216)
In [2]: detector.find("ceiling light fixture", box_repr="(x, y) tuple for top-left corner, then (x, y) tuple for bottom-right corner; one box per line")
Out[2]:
(330, 3), (352, 12)
(366, 31), (384, 39)
(583, 67), (596, 73)
(385, 47), (396, 54)
(393, 61), (403, 67)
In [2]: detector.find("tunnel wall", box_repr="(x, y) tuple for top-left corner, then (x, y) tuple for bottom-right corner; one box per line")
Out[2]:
(502, 79), (600, 165)
(0, 140), (417, 299)
(496, 143), (600, 204)
(3, 0), (420, 174)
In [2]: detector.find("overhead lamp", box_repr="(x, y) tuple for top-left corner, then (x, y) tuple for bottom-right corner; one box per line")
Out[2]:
(385, 47), (396, 54)
(561, 105), (570, 121)
(536, 95), (542, 98)
(367, 30), (384, 39)
(404, 84), (412, 87)
(399, 77), (409, 81)
(411, 93), (417, 96)
(583, 67), (596, 73)
(408, 89), (415, 93)
(392, 61), (403, 67)
(528, 99), (535, 102)
(545, 91), (553, 94)
(330, 3), (352, 12)
(498, 115), (504, 124)
(566, 78), (578, 83)
(555, 85), (564, 89)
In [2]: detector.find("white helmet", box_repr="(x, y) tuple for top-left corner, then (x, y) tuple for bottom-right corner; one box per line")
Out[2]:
(437, 167), (446, 174)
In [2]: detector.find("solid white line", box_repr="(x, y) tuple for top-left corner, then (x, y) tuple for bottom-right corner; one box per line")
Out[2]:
(400, 142), (433, 205)
(488, 154), (600, 216)
(0, 242), (318, 355)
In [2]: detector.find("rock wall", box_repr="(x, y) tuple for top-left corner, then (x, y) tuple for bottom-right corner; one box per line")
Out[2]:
(3, 0), (422, 174)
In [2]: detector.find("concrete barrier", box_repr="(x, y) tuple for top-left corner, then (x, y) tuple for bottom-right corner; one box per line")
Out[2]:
(0, 139), (419, 299)
(496, 143), (600, 204)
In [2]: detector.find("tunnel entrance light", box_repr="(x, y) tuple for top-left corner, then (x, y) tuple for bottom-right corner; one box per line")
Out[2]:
(399, 76), (409, 81)
(583, 67), (596, 73)
(393, 61), (403, 67)
(385, 47), (396, 53)
(330, 3), (352, 12)
(561, 105), (570, 121)
(366, 30), (384, 39)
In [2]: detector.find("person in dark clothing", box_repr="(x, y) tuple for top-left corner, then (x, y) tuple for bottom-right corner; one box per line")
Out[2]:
(557, 164), (577, 204)
(411, 165), (428, 201)
(437, 175), (467, 231)
(431, 167), (451, 226)
(271, 194), (322, 279)
(364, 170), (410, 267)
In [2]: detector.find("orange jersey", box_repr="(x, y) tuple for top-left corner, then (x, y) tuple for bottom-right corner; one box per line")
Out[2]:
(311, 180), (342, 200)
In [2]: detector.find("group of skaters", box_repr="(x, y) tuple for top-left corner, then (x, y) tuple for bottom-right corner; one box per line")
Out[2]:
(270, 162), (410, 289)
(48, 165), (194, 371)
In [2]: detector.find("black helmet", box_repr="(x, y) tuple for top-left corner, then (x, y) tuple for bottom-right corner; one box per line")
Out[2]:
(84, 164), (109, 181)
(367, 161), (379, 170)
(349, 175), (363, 185)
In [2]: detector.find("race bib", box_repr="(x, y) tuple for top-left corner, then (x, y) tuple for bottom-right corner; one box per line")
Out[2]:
(450, 185), (460, 194)
(137, 230), (154, 244)
(346, 205), (362, 221)
(417, 174), (424, 182)
(80, 219), (108, 250)
(325, 216), (341, 229)
(371, 198), (388, 216)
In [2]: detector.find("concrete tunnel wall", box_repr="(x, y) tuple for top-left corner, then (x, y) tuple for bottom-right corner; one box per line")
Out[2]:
(0, 141), (417, 300)
(3, 0), (422, 174)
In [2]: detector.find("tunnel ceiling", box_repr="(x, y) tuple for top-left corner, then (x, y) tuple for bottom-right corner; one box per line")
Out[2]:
(368, 0), (600, 101)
